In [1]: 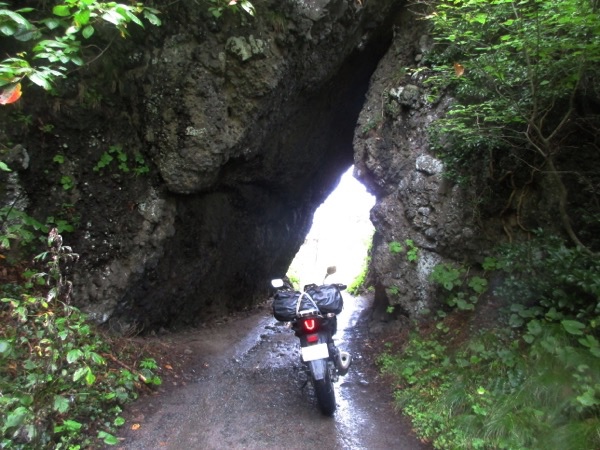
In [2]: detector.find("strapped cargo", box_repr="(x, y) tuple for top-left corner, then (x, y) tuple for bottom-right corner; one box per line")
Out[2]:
(306, 284), (343, 315)
(272, 284), (343, 321)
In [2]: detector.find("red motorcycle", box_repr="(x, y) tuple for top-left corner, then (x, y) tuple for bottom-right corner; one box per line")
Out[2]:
(271, 273), (351, 415)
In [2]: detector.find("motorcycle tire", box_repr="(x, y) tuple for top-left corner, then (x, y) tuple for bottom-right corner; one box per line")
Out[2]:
(313, 371), (336, 415)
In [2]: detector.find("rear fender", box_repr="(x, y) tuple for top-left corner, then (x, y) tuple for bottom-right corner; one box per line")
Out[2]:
(308, 358), (327, 381)
(303, 330), (330, 381)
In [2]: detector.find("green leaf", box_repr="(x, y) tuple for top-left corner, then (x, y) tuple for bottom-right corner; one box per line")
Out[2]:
(0, 23), (16, 36)
(468, 276), (488, 294)
(481, 257), (498, 271)
(123, 8), (143, 27)
(52, 5), (71, 17)
(114, 416), (126, 427)
(98, 430), (119, 445)
(0, 161), (11, 171)
(85, 369), (96, 385)
(89, 351), (106, 365)
(53, 395), (70, 413)
(67, 348), (83, 363)
(0, 339), (11, 353)
(523, 334), (535, 344)
(19, 395), (33, 406)
(578, 334), (599, 349)
(0, 9), (31, 28)
(241, 1), (256, 16)
(5, 406), (29, 428)
(389, 241), (404, 254)
(472, 13), (487, 24)
(143, 10), (161, 26)
(74, 9), (90, 26)
(576, 388), (599, 407)
(101, 10), (123, 26)
(562, 319), (585, 335)
(527, 319), (542, 336)
(62, 419), (82, 431)
(82, 24), (94, 39)
(28, 72), (52, 89)
(73, 366), (89, 382)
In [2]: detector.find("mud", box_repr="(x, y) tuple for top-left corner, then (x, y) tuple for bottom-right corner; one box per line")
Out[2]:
(113, 294), (431, 450)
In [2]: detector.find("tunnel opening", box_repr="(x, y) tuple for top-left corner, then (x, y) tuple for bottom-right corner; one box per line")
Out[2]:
(116, 8), (398, 330)
(288, 165), (375, 289)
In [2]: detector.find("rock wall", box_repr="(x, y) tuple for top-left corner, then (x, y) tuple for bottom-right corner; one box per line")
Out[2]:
(7, 0), (584, 330)
(1, 0), (399, 330)
(353, 10), (498, 321)
(353, 5), (600, 323)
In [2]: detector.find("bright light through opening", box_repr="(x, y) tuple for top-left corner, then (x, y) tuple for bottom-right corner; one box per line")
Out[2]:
(289, 166), (375, 287)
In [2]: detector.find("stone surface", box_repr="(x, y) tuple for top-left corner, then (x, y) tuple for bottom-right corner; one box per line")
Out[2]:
(4, 1), (594, 330)
(1, 0), (397, 329)
(353, 9), (494, 319)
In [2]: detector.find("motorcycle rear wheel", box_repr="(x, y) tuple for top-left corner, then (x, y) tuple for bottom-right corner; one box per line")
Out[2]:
(313, 371), (336, 415)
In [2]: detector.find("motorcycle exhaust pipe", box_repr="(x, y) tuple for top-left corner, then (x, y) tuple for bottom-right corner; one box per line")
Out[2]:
(336, 351), (351, 376)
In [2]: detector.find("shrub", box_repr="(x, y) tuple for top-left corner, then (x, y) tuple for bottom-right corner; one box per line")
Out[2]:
(0, 230), (160, 448)
(379, 232), (600, 449)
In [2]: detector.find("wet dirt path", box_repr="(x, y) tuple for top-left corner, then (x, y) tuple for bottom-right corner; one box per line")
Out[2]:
(114, 294), (431, 450)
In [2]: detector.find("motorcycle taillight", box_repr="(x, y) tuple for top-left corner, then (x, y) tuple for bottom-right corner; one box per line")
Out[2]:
(306, 333), (319, 343)
(302, 318), (319, 333)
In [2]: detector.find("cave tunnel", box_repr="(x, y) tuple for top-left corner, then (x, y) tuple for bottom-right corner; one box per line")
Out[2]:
(116, 18), (395, 330)
(289, 165), (375, 289)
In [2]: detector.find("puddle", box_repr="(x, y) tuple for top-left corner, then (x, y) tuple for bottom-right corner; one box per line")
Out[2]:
(332, 293), (374, 448)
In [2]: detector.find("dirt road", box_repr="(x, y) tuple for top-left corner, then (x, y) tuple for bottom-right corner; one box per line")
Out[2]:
(114, 294), (430, 449)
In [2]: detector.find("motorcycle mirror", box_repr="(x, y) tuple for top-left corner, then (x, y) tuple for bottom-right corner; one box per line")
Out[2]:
(323, 266), (337, 284)
(271, 279), (284, 288)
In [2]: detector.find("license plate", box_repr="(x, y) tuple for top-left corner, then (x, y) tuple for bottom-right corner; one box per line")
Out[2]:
(301, 343), (329, 362)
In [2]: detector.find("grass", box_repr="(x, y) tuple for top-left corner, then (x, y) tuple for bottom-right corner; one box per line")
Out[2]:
(378, 314), (600, 450)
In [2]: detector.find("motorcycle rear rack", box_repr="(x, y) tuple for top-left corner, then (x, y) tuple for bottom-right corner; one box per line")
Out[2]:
(296, 310), (336, 319)
(297, 308), (320, 318)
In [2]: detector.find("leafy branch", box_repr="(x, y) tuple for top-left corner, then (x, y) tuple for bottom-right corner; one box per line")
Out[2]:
(418, 0), (600, 252)
(1, 230), (161, 448)
(207, 0), (255, 19)
(0, 1), (161, 104)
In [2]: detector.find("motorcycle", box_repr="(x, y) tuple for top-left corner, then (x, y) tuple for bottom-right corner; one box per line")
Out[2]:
(271, 268), (352, 415)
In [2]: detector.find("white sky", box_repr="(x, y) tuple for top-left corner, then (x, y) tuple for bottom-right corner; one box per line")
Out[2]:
(289, 166), (375, 286)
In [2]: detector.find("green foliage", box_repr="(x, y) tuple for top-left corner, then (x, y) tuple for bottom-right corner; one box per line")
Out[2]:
(380, 322), (600, 450)
(381, 232), (600, 449)
(0, 208), (74, 253)
(429, 262), (489, 311)
(0, 231), (161, 448)
(0, 1), (161, 101)
(59, 175), (73, 191)
(348, 242), (372, 295)
(422, 0), (600, 166)
(208, 0), (255, 19)
(360, 117), (382, 136)
(347, 269), (367, 295)
(497, 232), (600, 341)
(418, 0), (600, 250)
(386, 285), (399, 296)
(93, 145), (149, 175)
(389, 239), (419, 262)
(39, 123), (54, 133)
